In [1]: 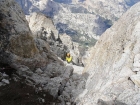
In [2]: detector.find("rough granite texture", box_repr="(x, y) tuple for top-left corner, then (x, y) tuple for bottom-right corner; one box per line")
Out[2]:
(1, 0), (140, 105)
(78, 2), (140, 105)
(0, 1), (85, 105)
(26, 12), (59, 39)
(0, 0), (63, 70)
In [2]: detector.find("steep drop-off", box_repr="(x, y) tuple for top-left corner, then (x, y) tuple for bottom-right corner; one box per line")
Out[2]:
(26, 12), (84, 66)
(0, 1), (86, 105)
(15, 0), (140, 46)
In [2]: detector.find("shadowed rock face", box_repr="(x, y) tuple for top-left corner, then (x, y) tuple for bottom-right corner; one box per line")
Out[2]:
(9, 34), (38, 58)
(0, 0), (38, 57)
(77, 2), (140, 105)
(0, 1), (88, 105)
(0, 0), (62, 69)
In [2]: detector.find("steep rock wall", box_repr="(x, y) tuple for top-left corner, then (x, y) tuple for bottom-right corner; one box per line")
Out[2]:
(0, 0), (62, 69)
(78, 2), (140, 105)
(26, 12), (58, 39)
(0, 1), (88, 105)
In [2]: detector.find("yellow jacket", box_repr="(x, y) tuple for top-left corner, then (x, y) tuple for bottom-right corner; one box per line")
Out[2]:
(66, 56), (72, 63)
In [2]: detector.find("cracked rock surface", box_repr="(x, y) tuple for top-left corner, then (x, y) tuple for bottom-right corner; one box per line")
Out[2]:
(0, 1), (86, 105)
(78, 2), (140, 105)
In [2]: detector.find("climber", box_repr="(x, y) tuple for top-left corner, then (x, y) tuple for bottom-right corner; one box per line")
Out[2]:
(66, 53), (72, 63)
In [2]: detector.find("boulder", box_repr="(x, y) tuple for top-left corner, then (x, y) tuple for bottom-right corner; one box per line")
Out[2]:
(2, 79), (10, 84)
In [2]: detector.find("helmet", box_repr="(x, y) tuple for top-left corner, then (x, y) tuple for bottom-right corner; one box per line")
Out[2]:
(66, 53), (70, 57)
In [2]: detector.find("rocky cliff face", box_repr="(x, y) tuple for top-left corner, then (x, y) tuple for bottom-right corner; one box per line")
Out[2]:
(77, 2), (140, 105)
(1, 0), (140, 105)
(26, 12), (85, 66)
(0, 0), (48, 69)
(0, 0), (66, 70)
(0, 1), (86, 104)
(26, 12), (58, 39)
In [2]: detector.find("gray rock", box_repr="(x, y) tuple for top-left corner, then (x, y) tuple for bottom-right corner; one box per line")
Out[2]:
(72, 55), (79, 65)
(0, 82), (5, 87)
(130, 74), (140, 88)
(63, 66), (73, 79)
(0, 1), (84, 104)
(66, 102), (71, 105)
(2, 73), (9, 79)
(136, 99), (140, 105)
(16, 68), (33, 76)
(62, 91), (71, 100)
(0, 0), (48, 69)
(18, 66), (29, 72)
(26, 12), (58, 39)
(35, 68), (43, 74)
(2, 79), (10, 84)
(43, 77), (63, 97)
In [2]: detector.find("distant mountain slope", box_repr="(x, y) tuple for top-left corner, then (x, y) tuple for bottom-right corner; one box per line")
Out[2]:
(15, 0), (139, 46)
